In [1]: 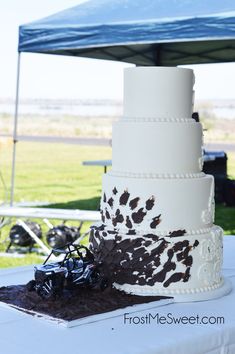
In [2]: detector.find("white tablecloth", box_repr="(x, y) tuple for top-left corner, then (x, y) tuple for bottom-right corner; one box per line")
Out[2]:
(0, 236), (235, 354)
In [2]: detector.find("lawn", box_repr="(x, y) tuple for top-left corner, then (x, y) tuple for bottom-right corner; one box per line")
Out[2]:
(0, 141), (234, 268)
(0, 141), (112, 267)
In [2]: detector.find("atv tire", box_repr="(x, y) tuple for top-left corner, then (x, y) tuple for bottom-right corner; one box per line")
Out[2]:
(36, 277), (58, 300)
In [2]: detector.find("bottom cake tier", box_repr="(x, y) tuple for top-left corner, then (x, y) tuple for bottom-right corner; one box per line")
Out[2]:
(89, 224), (224, 297)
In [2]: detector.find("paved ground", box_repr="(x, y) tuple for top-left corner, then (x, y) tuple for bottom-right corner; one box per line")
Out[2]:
(0, 134), (112, 146)
(1, 133), (235, 151)
(15, 138), (235, 151)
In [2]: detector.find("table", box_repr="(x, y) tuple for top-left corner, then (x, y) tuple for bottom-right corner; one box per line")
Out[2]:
(0, 236), (235, 354)
(82, 151), (226, 172)
(82, 159), (112, 173)
(0, 206), (101, 255)
(0, 207), (100, 222)
(82, 153), (219, 173)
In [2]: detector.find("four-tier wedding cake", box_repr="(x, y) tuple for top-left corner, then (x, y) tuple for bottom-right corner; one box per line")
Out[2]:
(90, 67), (228, 301)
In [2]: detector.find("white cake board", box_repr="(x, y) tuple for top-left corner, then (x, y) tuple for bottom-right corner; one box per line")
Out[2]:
(0, 266), (174, 327)
(0, 266), (232, 327)
(1, 280), (231, 327)
(0, 297), (173, 328)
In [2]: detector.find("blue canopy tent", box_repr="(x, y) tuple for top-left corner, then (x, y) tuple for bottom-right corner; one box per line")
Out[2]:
(18, 0), (235, 65)
(10, 0), (235, 203)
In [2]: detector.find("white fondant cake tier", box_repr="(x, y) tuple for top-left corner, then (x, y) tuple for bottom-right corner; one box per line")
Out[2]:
(101, 174), (215, 232)
(112, 120), (203, 175)
(123, 67), (194, 119)
(90, 224), (223, 296)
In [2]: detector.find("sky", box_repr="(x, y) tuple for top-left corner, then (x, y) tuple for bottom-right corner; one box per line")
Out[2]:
(0, 0), (235, 101)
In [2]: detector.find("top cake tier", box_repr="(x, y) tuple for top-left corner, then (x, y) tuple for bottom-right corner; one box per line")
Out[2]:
(123, 67), (194, 119)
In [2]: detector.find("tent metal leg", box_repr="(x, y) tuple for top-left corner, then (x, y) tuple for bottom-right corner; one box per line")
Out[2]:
(17, 219), (51, 255)
(10, 52), (21, 206)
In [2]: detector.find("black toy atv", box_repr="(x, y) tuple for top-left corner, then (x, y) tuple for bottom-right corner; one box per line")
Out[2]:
(27, 244), (108, 300)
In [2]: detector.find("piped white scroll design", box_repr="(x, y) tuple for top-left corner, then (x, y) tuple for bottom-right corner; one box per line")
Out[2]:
(198, 226), (223, 285)
(201, 179), (215, 225)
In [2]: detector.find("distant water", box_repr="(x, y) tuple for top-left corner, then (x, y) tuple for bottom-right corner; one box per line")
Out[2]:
(0, 100), (122, 117)
(0, 99), (234, 119)
(211, 107), (235, 120)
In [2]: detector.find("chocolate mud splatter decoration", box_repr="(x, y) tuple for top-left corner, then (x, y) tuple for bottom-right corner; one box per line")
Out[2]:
(101, 188), (162, 230)
(146, 196), (155, 210)
(150, 215), (162, 229)
(119, 190), (130, 205)
(107, 197), (114, 208)
(101, 210), (105, 223)
(112, 187), (118, 195)
(93, 188), (196, 288)
(112, 209), (124, 227)
(127, 229), (136, 235)
(168, 230), (186, 238)
(126, 216), (133, 229)
(90, 226), (199, 288)
(129, 197), (140, 210)
(132, 208), (147, 224)
(105, 209), (111, 220)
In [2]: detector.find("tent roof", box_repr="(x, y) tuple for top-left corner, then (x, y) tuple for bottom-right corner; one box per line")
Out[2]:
(18, 0), (235, 65)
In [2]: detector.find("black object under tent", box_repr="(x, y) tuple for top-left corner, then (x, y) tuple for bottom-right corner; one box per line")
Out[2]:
(11, 0), (235, 204)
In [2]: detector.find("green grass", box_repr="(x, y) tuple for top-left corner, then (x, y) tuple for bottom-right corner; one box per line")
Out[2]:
(0, 141), (234, 268)
(227, 151), (235, 180)
(0, 142), (111, 205)
(215, 205), (235, 235)
(0, 141), (111, 268)
(0, 254), (44, 268)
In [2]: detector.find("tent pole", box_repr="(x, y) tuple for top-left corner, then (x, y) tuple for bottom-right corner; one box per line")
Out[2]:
(10, 52), (21, 206)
